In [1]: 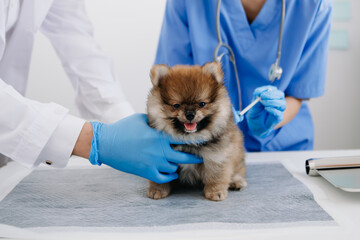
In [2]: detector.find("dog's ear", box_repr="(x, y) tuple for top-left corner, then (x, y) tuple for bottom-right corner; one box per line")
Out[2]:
(150, 64), (170, 86)
(202, 62), (223, 83)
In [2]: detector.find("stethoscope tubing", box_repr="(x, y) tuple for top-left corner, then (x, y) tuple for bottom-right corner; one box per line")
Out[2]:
(214, 0), (285, 112)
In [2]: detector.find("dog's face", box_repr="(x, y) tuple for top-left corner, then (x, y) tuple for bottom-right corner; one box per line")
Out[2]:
(147, 62), (232, 141)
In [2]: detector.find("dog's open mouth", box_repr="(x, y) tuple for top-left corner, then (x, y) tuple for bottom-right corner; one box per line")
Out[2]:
(172, 117), (208, 134)
(184, 122), (197, 133)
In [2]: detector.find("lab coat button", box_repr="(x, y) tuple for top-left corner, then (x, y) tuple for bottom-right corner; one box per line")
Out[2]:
(45, 160), (52, 165)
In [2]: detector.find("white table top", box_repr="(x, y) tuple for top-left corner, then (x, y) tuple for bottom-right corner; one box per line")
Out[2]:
(1, 149), (360, 240)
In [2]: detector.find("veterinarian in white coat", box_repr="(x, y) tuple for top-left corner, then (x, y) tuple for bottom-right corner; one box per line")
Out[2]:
(0, 0), (201, 184)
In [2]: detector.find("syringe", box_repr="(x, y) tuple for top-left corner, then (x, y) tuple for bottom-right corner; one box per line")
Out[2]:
(238, 97), (261, 117)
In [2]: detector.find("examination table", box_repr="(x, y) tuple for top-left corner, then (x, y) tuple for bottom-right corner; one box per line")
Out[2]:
(1, 150), (360, 240)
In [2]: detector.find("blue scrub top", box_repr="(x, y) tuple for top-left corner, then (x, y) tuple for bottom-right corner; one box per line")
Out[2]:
(154, 0), (332, 151)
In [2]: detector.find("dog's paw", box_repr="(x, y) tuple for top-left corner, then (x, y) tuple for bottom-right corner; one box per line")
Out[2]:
(229, 174), (247, 191)
(147, 184), (171, 200)
(147, 189), (169, 200)
(204, 189), (228, 201)
(229, 179), (247, 191)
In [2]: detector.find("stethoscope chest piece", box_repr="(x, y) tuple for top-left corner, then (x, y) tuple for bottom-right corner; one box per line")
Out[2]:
(269, 63), (283, 82)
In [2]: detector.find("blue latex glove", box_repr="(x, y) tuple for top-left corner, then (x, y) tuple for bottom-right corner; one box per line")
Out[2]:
(89, 113), (203, 184)
(246, 86), (286, 138)
(232, 106), (244, 124)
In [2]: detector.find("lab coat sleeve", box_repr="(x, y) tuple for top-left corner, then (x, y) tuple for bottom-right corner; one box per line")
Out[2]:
(40, 0), (134, 123)
(285, 0), (332, 99)
(0, 79), (85, 169)
(154, 0), (193, 66)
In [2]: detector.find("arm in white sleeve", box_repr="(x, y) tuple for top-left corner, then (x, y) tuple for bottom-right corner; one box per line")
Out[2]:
(40, 0), (134, 123)
(0, 79), (85, 168)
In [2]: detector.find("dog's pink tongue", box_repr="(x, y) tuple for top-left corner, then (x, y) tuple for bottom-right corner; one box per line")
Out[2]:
(184, 122), (197, 131)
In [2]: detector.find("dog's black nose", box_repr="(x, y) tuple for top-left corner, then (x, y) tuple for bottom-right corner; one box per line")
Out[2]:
(185, 112), (195, 121)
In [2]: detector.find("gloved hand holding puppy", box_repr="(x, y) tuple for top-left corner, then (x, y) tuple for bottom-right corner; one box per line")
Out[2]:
(73, 114), (203, 184)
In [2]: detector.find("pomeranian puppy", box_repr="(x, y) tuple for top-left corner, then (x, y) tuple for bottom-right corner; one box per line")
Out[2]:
(146, 62), (246, 201)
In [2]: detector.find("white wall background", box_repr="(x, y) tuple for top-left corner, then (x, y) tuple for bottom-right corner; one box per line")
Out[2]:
(26, 0), (360, 150)
(308, 0), (360, 150)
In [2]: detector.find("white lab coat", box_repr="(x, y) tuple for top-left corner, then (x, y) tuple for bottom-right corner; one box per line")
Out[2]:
(0, 0), (134, 168)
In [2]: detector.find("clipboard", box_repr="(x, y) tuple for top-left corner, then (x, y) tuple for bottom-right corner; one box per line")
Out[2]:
(305, 156), (360, 192)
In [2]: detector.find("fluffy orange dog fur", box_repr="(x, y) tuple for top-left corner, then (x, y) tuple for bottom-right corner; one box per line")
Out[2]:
(146, 62), (246, 201)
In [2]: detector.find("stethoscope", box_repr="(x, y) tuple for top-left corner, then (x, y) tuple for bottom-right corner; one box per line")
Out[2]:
(214, 0), (285, 115)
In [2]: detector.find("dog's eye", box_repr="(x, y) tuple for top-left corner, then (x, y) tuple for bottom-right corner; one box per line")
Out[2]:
(198, 102), (206, 108)
(173, 104), (181, 109)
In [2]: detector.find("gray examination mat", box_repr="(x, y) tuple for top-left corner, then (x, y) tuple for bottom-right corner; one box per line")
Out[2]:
(0, 163), (333, 228)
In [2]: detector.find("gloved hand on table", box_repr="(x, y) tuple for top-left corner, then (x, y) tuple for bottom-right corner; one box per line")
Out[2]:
(89, 113), (203, 184)
(246, 85), (286, 138)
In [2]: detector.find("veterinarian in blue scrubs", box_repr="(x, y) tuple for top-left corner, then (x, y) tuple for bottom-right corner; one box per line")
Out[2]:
(155, 0), (332, 151)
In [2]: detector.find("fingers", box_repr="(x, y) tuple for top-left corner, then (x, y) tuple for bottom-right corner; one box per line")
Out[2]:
(249, 86), (284, 118)
(264, 107), (284, 130)
(261, 99), (286, 111)
(257, 87), (286, 114)
(158, 162), (179, 174)
(253, 86), (284, 102)
(247, 86), (285, 138)
(232, 106), (244, 123)
(159, 134), (203, 164)
(253, 85), (277, 97)
(152, 172), (179, 184)
(260, 90), (285, 100)
(161, 132), (205, 145)
(165, 134), (187, 144)
(164, 133), (205, 145)
(156, 128), (203, 165)
(131, 113), (167, 132)
(237, 114), (244, 123)
(264, 107), (284, 120)
(164, 145), (203, 164)
(247, 101), (264, 118)
(169, 151), (203, 164)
